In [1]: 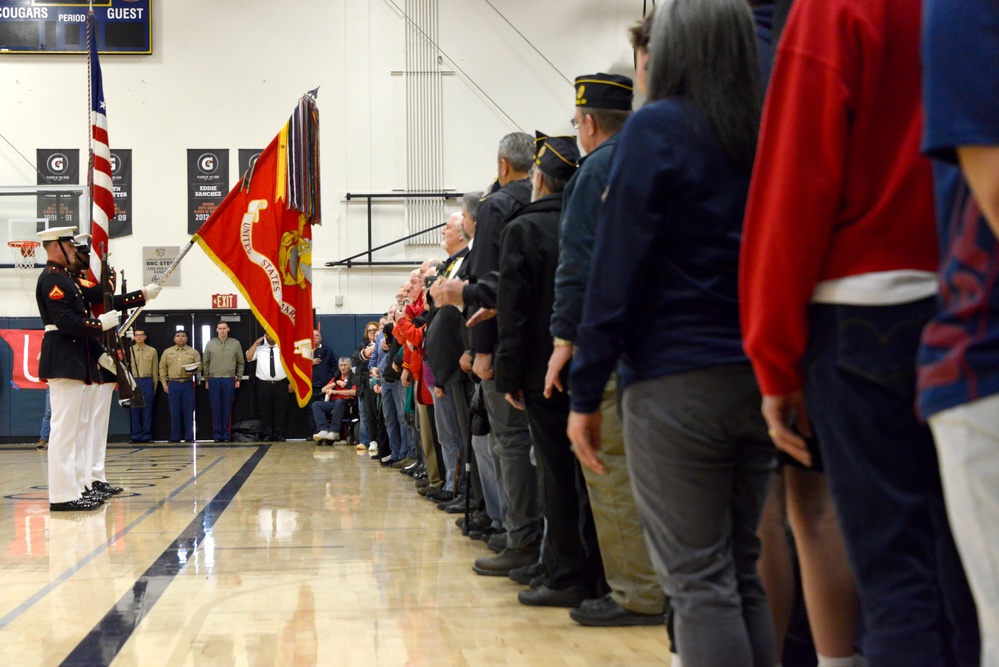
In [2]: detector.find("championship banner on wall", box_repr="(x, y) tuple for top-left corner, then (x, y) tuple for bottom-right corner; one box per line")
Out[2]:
(36, 148), (80, 226)
(238, 149), (262, 183)
(110, 148), (132, 237)
(186, 149), (228, 235)
(0, 329), (45, 389)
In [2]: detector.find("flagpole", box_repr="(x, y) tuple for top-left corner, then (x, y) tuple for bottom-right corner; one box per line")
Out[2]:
(117, 239), (196, 335)
(85, 1), (94, 238)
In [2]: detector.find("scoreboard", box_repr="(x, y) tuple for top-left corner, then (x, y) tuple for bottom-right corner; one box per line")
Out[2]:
(0, 0), (151, 55)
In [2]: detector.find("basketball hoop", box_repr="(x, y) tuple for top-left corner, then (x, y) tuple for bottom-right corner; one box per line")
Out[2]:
(8, 241), (41, 276)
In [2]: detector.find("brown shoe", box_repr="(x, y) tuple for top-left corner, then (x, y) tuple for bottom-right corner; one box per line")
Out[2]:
(391, 457), (416, 469)
(472, 545), (540, 577)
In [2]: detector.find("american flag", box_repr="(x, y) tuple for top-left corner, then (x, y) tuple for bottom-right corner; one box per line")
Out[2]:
(88, 11), (112, 284)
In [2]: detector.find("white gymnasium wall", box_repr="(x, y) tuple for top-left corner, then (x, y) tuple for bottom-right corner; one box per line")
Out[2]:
(0, 0), (640, 318)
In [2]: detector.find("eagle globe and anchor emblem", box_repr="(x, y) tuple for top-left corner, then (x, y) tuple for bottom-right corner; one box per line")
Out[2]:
(279, 214), (313, 288)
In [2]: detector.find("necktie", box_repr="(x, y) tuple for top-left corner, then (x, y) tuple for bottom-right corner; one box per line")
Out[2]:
(269, 347), (276, 378)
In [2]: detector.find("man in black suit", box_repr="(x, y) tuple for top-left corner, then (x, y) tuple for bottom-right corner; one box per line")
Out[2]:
(495, 133), (603, 608)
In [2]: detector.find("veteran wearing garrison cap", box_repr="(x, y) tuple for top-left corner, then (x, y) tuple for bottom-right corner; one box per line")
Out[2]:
(547, 72), (666, 628)
(490, 131), (605, 607)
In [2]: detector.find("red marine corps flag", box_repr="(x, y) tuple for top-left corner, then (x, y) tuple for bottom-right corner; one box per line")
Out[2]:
(194, 92), (321, 407)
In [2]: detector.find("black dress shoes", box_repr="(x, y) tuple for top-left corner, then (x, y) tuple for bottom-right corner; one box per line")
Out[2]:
(437, 494), (462, 511)
(426, 488), (455, 503)
(50, 498), (102, 512)
(508, 561), (546, 586)
(568, 593), (666, 627)
(93, 480), (124, 495)
(517, 584), (589, 608)
(442, 497), (467, 514)
(83, 487), (109, 502)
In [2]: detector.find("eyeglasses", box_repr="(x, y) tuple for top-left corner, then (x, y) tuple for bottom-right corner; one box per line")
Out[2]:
(570, 117), (579, 129)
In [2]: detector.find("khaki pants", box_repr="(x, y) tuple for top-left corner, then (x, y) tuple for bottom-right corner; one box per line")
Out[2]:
(580, 374), (664, 615)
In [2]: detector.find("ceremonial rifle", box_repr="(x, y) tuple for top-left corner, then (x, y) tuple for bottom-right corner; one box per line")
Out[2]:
(100, 245), (142, 407)
(118, 268), (145, 408)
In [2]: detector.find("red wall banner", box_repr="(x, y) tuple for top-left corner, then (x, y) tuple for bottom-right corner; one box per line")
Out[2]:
(0, 329), (45, 389)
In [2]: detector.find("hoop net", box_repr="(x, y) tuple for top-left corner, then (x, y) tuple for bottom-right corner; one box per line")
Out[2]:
(8, 241), (41, 276)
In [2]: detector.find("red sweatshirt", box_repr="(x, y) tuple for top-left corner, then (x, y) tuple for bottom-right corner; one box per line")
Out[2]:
(739, 0), (937, 396)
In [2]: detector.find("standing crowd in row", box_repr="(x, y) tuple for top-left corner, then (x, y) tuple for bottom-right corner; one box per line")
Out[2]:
(321, 1), (999, 665)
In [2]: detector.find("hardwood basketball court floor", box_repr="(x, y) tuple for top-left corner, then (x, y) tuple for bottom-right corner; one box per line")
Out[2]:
(0, 442), (670, 666)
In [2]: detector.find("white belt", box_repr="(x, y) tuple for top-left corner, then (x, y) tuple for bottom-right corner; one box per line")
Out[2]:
(44, 325), (57, 332)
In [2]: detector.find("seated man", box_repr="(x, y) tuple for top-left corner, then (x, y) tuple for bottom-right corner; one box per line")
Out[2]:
(312, 357), (356, 444)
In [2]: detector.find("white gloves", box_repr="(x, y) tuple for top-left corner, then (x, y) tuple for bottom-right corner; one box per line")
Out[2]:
(144, 283), (162, 300)
(98, 311), (120, 331)
(97, 353), (117, 374)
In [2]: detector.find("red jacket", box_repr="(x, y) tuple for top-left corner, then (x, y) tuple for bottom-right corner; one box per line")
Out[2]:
(394, 296), (432, 405)
(739, 0), (937, 395)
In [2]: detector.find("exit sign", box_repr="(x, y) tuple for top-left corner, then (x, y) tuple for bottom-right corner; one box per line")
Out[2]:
(212, 294), (237, 309)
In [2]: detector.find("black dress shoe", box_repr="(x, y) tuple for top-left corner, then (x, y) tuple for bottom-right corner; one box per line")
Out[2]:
(442, 496), (466, 513)
(569, 593), (666, 627)
(50, 498), (102, 512)
(401, 463), (423, 477)
(426, 488), (455, 503)
(518, 584), (589, 608)
(437, 494), (462, 511)
(93, 480), (124, 495)
(508, 561), (546, 586)
(83, 487), (109, 502)
(417, 483), (442, 497)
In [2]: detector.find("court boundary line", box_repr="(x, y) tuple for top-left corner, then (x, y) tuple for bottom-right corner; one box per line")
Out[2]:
(57, 444), (270, 666)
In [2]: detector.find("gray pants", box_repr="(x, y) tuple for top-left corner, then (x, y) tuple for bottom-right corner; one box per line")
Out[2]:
(623, 365), (775, 667)
(482, 377), (541, 548)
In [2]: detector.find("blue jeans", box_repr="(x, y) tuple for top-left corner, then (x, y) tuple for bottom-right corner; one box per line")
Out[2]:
(208, 377), (236, 441)
(433, 389), (462, 492)
(312, 398), (348, 434)
(130, 377), (155, 442)
(804, 300), (979, 666)
(381, 380), (406, 460)
(40, 388), (52, 440)
(168, 380), (195, 441)
(357, 391), (374, 445)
